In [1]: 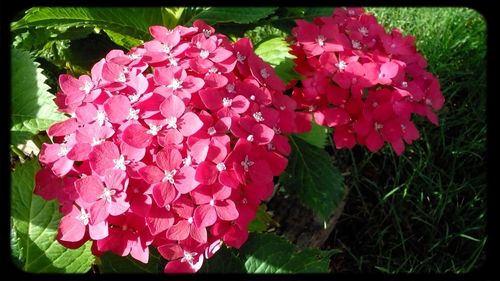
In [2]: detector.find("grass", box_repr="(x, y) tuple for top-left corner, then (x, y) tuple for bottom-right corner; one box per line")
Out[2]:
(327, 8), (487, 273)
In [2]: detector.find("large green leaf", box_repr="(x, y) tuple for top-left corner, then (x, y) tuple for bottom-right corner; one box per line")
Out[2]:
(186, 7), (277, 25)
(254, 37), (295, 66)
(10, 47), (66, 148)
(11, 158), (95, 272)
(240, 233), (334, 273)
(99, 248), (163, 273)
(11, 7), (164, 46)
(304, 7), (334, 20)
(254, 37), (300, 84)
(244, 25), (287, 46)
(280, 136), (344, 221)
(198, 246), (246, 273)
(295, 121), (329, 149)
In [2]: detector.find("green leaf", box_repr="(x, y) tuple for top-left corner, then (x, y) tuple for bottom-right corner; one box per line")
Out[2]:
(11, 158), (95, 272)
(161, 7), (185, 28)
(254, 37), (295, 66)
(99, 247), (163, 273)
(248, 204), (277, 233)
(186, 7), (277, 25)
(198, 246), (246, 273)
(12, 26), (95, 52)
(280, 136), (344, 221)
(254, 37), (300, 84)
(244, 25), (287, 46)
(295, 121), (329, 149)
(304, 7), (334, 20)
(103, 29), (143, 50)
(12, 7), (163, 40)
(10, 47), (66, 148)
(240, 233), (334, 273)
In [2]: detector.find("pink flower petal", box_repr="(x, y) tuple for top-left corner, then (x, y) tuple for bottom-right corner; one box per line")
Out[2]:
(194, 205), (217, 228)
(215, 200), (239, 221)
(47, 118), (78, 137)
(178, 112), (203, 136)
(156, 148), (182, 171)
(139, 165), (164, 184)
(58, 205), (87, 242)
(104, 95), (131, 123)
(75, 175), (103, 203)
(152, 182), (177, 207)
(195, 161), (218, 185)
(175, 166), (198, 194)
(160, 94), (185, 119)
(165, 220), (190, 241)
(122, 124), (153, 148)
(146, 205), (174, 235)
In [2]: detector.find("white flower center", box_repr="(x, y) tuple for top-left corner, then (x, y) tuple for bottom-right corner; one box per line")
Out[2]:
(242, 198), (248, 204)
(358, 26), (369, 37)
(91, 137), (104, 146)
(76, 208), (90, 225)
(127, 108), (140, 120)
(226, 83), (235, 93)
(113, 155), (130, 170)
(222, 97), (233, 107)
(250, 95), (255, 101)
(100, 187), (116, 202)
(57, 144), (69, 157)
(165, 204), (171, 211)
(168, 56), (179, 66)
(425, 99), (433, 106)
(182, 155), (192, 167)
(372, 102), (378, 107)
(129, 93), (140, 103)
(165, 116), (178, 129)
(96, 110), (107, 126)
(267, 142), (275, 151)
(316, 35), (326, 46)
(240, 155), (254, 172)
(273, 126), (282, 134)
(401, 81), (408, 88)
(147, 124), (162, 136)
(168, 79), (183, 90)
(391, 43), (397, 49)
(260, 68), (270, 79)
(209, 199), (215, 206)
(207, 126), (216, 135)
(199, 49), (210, 59)
(236, 52), (246, 63)
(347, 9), (355, 16)
(163, 169), (177, 184)
(202, 29), (211, 37)
(129, 52), (142, 60)
(79, 81), (93, 94)
(374, 122), (384, 131)
(162, 44), (172, 53)
(216, 162), (226, 171)
(116, 72), (126, 83)
(352, 40), (362, 50)
(401, 124), (407, 131)
(246, 134), (254, 142)
(336, 60), (347, 71)
(253, 111), (264, 122)
(187, 217), (193, 224)
(279, 105), (286, 110)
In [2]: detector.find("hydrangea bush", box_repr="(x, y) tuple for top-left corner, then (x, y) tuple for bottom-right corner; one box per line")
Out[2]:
(289, 8), (444, 155)
(10, 7), (444, 273)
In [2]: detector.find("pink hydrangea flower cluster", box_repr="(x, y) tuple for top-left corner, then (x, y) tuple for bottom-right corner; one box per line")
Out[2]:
(34, 20), (310, 273)
(289, 7), (445, 155)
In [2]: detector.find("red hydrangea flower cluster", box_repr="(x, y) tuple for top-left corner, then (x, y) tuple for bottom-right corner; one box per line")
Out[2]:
(34, 20), (310, 273)
(289, 7), (445, 155)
